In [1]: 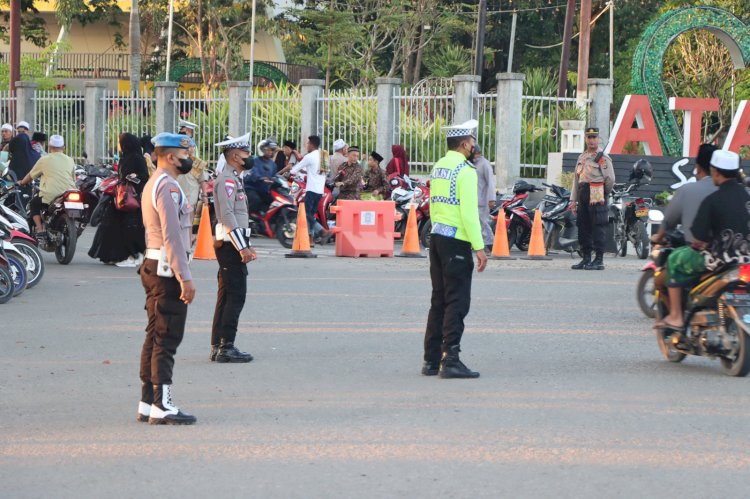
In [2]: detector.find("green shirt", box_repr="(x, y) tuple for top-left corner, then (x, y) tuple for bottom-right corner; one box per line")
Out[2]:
(429, 150), (484, 251)
(29, 152), (76, 204)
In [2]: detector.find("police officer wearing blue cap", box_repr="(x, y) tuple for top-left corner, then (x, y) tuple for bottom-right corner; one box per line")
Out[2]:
(137, 132), (197, 425)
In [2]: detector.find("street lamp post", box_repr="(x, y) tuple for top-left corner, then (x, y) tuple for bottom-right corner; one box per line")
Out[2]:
(165, 0), (175, 82)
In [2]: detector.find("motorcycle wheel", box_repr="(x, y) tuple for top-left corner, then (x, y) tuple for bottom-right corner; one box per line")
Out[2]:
(615, 220), (627, 257)
(720, 316), (750, 377)
(55, 216), (78, 265)
(634, 221), (650, 259)
(420, 220), (432, 249)
(654, 301), (686, 363)
(395, 208), (407, 238)
(6, 253), (28, 297)
(636, 269), (656, 319)
(507, 223), (517, 249)
(516, 226), (530, 252)
(11, 240), (44, 289)
(0, 266), (13, 304)
(275, 207), (296, 249)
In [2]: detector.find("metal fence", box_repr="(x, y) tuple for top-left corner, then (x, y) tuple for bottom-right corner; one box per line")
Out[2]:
(101, 90), (156, 161)
(34, 90), (85, 161)
(0, 91), (15, 126)
(393, 85), (454, 176)
(173, 90), (227, 164)
(317, 88), (378, 156)
(520, 95), (587, 178)
(246, 84), (302, 151)
(473, 93), (497, 167)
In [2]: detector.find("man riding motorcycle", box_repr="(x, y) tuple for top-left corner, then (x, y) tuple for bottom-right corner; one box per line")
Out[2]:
(17, 134), (76, 239)
(656, 149), (750, 330)
(244, 139), (278, 213)
(652, 143), (718, 245)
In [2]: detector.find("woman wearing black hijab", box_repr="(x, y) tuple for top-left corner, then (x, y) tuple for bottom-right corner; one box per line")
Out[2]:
(88, 133), (149, 266)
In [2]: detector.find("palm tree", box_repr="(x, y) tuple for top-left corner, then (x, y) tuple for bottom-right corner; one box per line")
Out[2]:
(129, 0), (142, 92)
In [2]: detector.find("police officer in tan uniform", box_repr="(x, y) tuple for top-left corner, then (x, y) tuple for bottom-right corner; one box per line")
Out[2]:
(571, 127), (615, 270)
(210, 134), (256, 363)
(137, 132), (197, 425)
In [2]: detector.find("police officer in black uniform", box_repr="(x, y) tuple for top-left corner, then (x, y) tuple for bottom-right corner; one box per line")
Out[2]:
(210, 133), (256, 363)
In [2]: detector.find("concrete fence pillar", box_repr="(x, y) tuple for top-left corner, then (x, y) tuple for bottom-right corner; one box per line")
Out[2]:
(154, 81), (178, 135)
(452, 75), (481, 125)
(495, 72), (525, 192)
(84, 81), (106, 162)
(299, 79), (325, 148)
(228, 81), (253, 138)
(15, 81), (37, 131)
(587, 78), (613, 145)
(376, 77), (401, 165)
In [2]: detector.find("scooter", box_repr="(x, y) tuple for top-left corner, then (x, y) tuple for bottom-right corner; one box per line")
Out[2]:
(653, 234), (750, 376)
(31, 184), (89, 265)
(538, 182), (579, 255)
(0, 224), (15, 304)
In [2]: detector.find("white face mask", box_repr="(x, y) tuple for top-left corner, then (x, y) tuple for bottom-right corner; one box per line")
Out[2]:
(692, 168), (698, 176)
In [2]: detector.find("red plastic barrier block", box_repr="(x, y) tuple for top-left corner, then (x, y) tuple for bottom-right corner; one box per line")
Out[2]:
(330, 200), (400, 257)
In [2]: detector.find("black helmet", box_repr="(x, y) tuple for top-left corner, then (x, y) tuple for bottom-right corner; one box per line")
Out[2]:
(630, 159), (652, 183)
(512, 180), (534, 194)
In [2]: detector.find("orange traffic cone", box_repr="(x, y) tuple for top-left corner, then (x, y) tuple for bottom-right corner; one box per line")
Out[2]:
(490, 214), (516, 260)
(522, 209), (552, 260)
(193, 204), (216, 260)
(397, 204), (426, 258)
(285, 203), (317, 258)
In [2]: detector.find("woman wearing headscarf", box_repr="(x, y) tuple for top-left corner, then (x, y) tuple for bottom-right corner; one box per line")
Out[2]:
(386, 144), (410, 178)
(88, 133), (149, 266)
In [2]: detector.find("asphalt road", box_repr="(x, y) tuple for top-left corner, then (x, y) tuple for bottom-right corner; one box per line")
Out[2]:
(1, 234), (749, 498)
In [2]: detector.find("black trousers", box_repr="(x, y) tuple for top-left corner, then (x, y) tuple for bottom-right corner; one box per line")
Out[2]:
(139, 259), (187, 386)
(424, 234), (474, 362)
(576, 183), (607, 253)
(211, 243), (248, 345)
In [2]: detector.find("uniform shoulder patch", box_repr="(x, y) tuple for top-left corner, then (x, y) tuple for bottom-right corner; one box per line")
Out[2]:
(225, 179), (235, 198)
(169, 188), (180, 204)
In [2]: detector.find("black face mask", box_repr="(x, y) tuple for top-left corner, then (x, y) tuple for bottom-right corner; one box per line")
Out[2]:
(241, 156), (255, 170)
(466, 145), (477, 163)
(176, 157), (193, 174)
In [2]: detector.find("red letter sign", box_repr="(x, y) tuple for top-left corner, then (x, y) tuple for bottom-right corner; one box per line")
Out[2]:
(607, 95), (663, 156)
(669, 97), (720, 157)
(725, 101), (750, 154)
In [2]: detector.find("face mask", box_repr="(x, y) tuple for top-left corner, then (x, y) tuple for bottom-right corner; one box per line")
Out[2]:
(241, 156), (254, 170)
(466, 145), (477, 162)
(176, 157), (193, 174)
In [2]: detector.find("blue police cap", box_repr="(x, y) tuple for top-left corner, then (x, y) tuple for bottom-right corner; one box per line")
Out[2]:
(152, 132), (194, 149)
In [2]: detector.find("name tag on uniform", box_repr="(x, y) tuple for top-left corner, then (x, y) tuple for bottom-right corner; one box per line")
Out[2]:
(432, 222), (458, 238)
(432, 168), (452, 180)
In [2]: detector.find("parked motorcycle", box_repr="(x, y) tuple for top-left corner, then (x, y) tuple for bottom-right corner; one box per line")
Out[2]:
(652, 235), (750, 376)
(0, 224), (15, 304)
(490, 181), (542, 252)
(610, 182), (652, 259)
(537, 182), (579, 255)
(0, 234), (28, 298)
(0, 213), (44, 289)
(389, 175), (431, 245)
(636, 211), (665, 319)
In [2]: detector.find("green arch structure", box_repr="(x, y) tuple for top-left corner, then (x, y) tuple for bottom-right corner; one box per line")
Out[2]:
(631, 6), (750, 156)
(157, 58), (289, 86)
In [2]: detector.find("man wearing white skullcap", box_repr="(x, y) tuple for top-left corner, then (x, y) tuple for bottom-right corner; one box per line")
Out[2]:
(659, 149), (750, 331)
(328, 138), (348, 183)
(1, 123), (13, 151)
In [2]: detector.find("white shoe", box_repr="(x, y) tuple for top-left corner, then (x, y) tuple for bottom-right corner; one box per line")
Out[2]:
(134, 253), (144, 265)
(116, 257), (137, 268)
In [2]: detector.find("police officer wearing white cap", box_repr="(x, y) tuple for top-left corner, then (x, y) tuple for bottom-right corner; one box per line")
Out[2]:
(423, 119), (487, 379)
(137, 132), (197, 425)
(210, 133), (256, 363)
(177, 119), (198, 138)
(659, 149), (750, 331)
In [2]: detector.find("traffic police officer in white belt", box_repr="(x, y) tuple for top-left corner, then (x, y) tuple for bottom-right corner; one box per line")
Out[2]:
(210, 133), (257, 363)
(138, 132), (197, 425)
(423, 119), (488, 379)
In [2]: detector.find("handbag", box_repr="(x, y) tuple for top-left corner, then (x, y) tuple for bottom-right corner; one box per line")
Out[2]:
(115, 180), (140, 212)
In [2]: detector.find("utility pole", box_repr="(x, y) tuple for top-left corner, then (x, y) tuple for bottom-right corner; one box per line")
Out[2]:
(474, 0), (487, 79)
(507, 11), (517, 73)
(249, 0), (257, 86)
(557, 0), (576, 97)
(165, 0), (175, 82)
(9, 0), (21, 94)
(576, 0), (593, 102)
(609, 0), (614, 80)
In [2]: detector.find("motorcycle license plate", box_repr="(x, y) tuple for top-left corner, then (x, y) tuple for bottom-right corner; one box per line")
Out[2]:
(543, 195), (558, 202)
(635, 207), (649, 217)
(64, 201), (84, 210)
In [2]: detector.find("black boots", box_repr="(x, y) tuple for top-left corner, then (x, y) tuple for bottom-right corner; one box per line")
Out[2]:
(421, 361), (440, 376)
(137, 382), (153, 423)
(438, 346), (480, 379)
(572, 251), (591, 270)
(148, 384), (197, 425)
(215, 339), (253, 363)
(585, 251), (605, 270)
(209, 344), (219, 362)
